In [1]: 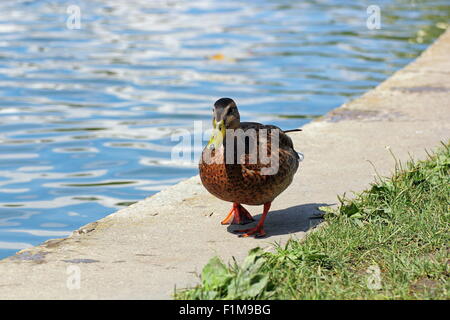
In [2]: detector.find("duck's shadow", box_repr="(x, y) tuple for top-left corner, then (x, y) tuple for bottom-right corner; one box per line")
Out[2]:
(226, 203), (332, 238)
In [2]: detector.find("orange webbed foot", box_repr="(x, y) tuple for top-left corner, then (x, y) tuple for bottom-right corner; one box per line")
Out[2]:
(221, 203), (254, 225)
(233, 202), (271, 238)
(234, 226), (266, 238)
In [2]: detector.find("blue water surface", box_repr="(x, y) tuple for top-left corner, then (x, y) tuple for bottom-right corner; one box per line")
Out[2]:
(0, 0), (448, 258)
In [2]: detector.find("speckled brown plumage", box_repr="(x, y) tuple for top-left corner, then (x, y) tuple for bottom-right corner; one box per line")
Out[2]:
(199, 122), (300, 206)
(199, 98), (301, 237)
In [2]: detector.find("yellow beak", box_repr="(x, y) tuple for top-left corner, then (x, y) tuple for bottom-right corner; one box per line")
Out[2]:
(207, 120), (225, 150)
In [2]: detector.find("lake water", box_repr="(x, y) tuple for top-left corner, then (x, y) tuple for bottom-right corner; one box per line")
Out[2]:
(0, 0), (448, 259)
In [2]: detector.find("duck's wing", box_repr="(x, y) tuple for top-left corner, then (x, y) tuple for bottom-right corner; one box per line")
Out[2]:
(240, 122), (297, 151)
(221, 123), (298, 194)
(232, 122), (300, 178)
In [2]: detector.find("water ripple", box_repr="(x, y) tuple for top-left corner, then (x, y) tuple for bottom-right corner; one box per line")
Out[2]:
(0, 0), (448, 258)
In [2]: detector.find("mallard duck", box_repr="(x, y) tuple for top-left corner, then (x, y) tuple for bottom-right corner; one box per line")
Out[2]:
(199, 98), (301, 237)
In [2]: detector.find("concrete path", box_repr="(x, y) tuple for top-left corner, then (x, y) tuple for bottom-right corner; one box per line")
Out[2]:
(1, 30), (449, 299)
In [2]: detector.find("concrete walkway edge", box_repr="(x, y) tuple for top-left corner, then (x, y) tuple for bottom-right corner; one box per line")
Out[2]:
(0, 29), (449, 299)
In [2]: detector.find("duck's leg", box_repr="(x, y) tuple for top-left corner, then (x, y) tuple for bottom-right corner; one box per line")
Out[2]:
(235, 202), (271, 237)
(221, 202), (254, 225)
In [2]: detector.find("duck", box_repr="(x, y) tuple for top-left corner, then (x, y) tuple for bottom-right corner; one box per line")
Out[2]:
(199, 98), (301, 237)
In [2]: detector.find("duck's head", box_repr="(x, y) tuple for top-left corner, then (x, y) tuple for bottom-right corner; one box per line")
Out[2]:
(207, 98), (240, 150)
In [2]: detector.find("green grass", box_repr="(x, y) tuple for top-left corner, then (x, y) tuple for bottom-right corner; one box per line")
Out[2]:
(176, 142), (450, 300)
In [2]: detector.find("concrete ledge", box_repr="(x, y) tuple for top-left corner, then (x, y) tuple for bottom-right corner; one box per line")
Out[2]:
(1, 29), (449, 299)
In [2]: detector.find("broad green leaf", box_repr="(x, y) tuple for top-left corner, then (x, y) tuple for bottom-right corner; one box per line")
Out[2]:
(201, 256), (230, 289)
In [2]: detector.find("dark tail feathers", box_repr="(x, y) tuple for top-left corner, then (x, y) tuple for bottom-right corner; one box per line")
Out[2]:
(283, 129), (302, 133)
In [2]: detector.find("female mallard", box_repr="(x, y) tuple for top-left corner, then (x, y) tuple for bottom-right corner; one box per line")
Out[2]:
(199, 98), (301, 237)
